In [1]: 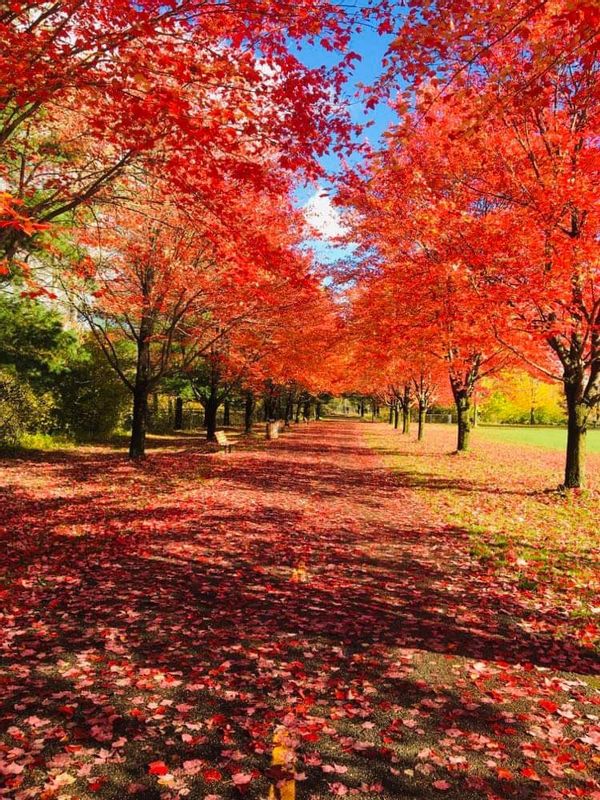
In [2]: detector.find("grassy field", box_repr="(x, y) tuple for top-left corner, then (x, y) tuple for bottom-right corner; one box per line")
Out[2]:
(476, 424), (600, 453)
(368, 421), (600, 640)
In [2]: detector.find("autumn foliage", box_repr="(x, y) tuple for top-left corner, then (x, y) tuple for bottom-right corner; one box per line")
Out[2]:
(339, 0), (600, 488)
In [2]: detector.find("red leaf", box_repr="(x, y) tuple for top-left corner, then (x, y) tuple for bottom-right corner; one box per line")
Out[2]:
(203, 769), (223, 782)
(148, 761), (169, 776)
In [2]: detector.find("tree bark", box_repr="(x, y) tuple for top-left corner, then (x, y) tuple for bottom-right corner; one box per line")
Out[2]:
(285, 393), (294, 426)
(316, 401), (322, 420)
(388, 405), (394, 424)
(174, 396), (183, 430)
(360, 400), (365, 418)
(263, 394), (273, 422)
(223, 399), (231, 427)
(303, 400), (311, 421)
(418, 401), (426, 441)
(401, 384), (412, 434)
(129, 385), (149, 459)
(129, 329), (151, 459)
(455, 392), (471, 452)
(393, 405), (399, 429)
(563, 375), (587, 488)
(244, 391), (255, 434)
(204, 391), (220, 441)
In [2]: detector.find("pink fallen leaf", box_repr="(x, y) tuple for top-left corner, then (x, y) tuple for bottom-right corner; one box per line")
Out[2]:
(232, 772), (253, 786)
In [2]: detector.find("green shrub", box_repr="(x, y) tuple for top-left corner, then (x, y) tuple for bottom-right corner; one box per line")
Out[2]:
(0, 370), (54, 446)
(54, 338), (130, 439)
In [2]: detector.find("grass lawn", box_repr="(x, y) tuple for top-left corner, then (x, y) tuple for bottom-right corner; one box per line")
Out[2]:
(475, 424), (600, 453)
(368, 422), (600, 642)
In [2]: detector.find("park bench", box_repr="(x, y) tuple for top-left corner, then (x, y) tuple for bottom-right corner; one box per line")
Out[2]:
(215, 429), (234, 453)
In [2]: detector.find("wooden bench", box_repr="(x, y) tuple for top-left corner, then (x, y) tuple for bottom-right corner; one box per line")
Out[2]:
(215, 430), (234, 453)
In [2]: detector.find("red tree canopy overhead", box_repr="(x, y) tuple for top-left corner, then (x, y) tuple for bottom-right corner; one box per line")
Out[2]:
(0, 0), (361, 260)
(373, 0), (600, 112)
(338, 0), (599, 485)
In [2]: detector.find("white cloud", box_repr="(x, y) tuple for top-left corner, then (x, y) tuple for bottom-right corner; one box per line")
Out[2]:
(303, 187), (348, 241)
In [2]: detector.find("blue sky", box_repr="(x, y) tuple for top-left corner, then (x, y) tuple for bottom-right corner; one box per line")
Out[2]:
(294, 22), (397, 201)
(291, 22), (397, 263)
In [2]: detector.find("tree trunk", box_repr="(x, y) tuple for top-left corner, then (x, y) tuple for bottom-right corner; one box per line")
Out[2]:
(295, 400), (302, 423)
(316, 401), (322, 420)
(360, 400), (365, 418)
(244, 392), (255, 434)
(417, 401), (426, 441)
(284, 393), (293, 426)
(564, 377), (587, 488)
(223, 399), (231, 427)
(393, 405), (399, 429)
(129, 386), (149, 459)
(388, 405), (393, 424)
(263, 394), (273, 422)
(402, 385), (411, 434)
(303, 400), (310, 421)
(455, 393), (471, 452)
(129, 331), (151, 459)
(174, 396), (183, 430)
(204, 392), (220, 441)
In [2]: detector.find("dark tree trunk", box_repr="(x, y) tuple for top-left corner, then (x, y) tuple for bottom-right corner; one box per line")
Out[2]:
(303, 400), (310, 421)
(223, 399), (231, 427)
(129, 331), (151, 459)
(283, 394), (292, 426)
(401, 385), (411, 434)
(388, 405), (393, 424)
(263, 395), (272, 422)
(244, 391), (255, 434)
(174, 396), (183, 430)
(316, 401), (322, 420)
(130, 386), (149, 459)
(360, 400), (365, 418)
(417, 401), (426, 441)
(204, 392), (220, 441)
(295, 400), (302, 423)
(564, 375), (587, 488)
(394, 405), (399, 429)
(455, 392), (471, 452)
(148, 392), (159, 431)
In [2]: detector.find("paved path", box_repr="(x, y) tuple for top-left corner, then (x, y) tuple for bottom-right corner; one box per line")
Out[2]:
(0, 420), (598, 800)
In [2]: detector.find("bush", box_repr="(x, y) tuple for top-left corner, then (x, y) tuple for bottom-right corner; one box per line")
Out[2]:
(54, 339), (130, 439)
(0, 370), (54, 446)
